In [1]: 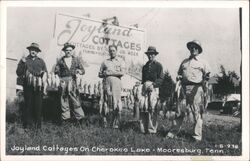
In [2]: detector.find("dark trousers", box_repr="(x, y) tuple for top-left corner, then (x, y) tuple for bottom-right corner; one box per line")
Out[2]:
(23, 86), (43, 129)
(133, 100), (140, 120)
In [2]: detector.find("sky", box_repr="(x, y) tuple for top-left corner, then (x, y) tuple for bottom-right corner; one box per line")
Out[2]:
(7, 6), (242, 80)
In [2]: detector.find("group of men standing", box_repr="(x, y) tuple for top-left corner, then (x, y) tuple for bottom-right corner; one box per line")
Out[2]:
(16, 39), (210, 141)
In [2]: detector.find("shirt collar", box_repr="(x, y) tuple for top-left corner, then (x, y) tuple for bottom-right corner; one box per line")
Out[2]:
(189, 55), (200, 61)
(63, 55), (74, 58)
(148, 60), (157, 64)
(27, 54), (38, 60)
(108, 57), (118, 61)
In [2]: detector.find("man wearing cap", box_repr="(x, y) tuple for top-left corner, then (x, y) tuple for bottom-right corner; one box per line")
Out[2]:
(98, 45), (125, 129)
(166, 40), (210, 141)
(54, 42), (85, 124)
(139, 46), (164, 134)
(16, 43), (47, 129)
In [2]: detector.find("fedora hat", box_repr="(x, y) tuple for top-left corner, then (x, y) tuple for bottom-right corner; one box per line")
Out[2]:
(145, 46), (159, 55)
(187, 40), (202, 54)
(62, 42), (75, 51)
(26, 43), (41, 52)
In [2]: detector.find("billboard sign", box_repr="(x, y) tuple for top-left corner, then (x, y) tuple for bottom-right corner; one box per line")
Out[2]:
(46, 13), (147, 95)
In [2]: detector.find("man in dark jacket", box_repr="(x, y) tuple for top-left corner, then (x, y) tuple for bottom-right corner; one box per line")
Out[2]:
(54, 43), (85, 123)
(16, 43), (47, 129)
(140, 46), (164, 134)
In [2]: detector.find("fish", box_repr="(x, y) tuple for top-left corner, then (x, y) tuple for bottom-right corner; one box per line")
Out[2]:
(88, 84), (92, 97)
(165, 110), (176, 120)
(149, 90), (158, 111)
(129, 90), (134, 109)
(98, 82), (104, 113)
(83, 82), (87, 94)
(42, 72), (48, 95)
(47, 73), (52, 87)
(137, 82), (159, 112)
(76, 74), (81, 88)
(94, 84), (98, 97)
(97, 81), (103, 97)
(68, 80), (72, 92)
(32, 76), (37, 91)
(42, 72), (47, 85)
(27, 72), (33, 86)
(51, 73), (56, 88)
(37, 77), (42, 91)
(80, 77), (85, 90)
(55, 74), (60, 87)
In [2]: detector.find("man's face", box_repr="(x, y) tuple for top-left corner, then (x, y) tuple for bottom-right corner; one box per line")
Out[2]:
(147, 53), (156, 62)
(29, 48), (39, 58)
(190, 45), (199, 57)
(64, 47), (73, 57)
(109, 46), (117, 59)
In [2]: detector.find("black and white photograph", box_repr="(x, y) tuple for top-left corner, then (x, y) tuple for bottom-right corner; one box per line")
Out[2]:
(1, 1), (249, 161)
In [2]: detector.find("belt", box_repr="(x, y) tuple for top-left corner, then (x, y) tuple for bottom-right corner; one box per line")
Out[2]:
(182, 82), (203, 86)
(105, 75), (121, 79)
(60, 76), (72, 81)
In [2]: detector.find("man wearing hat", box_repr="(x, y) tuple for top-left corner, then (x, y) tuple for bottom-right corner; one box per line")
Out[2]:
(54, 42), (85, 124)
(139, 46), (164, 134)
(98, 45), (125, 129)
(16, 43), (47, 129)
(166, 40), (210, 141)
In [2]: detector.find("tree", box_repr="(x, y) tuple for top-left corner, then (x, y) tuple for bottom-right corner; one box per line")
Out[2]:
(159, 71), (175, 100)
(215, 65), (241, 97)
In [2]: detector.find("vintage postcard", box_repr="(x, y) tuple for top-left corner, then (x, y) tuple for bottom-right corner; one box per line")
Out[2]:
(0, 1), (249, 161)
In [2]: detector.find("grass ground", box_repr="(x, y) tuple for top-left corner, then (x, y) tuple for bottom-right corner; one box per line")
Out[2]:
(5, 99), (241, 155)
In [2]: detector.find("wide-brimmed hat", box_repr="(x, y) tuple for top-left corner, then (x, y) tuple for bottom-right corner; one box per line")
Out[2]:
(187, 40), (203, 54)
(145, 46), (159, 55)
(26, 43), (41, 52)
(62, 42), (75, 51)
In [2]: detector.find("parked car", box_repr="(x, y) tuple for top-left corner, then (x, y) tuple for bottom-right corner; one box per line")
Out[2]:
(207, 101), (223, 111)
(220, 100), (240, 114)
(220, 94), (241, 115)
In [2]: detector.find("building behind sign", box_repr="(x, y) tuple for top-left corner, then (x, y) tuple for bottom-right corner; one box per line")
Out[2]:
(6, 58), (18, 100)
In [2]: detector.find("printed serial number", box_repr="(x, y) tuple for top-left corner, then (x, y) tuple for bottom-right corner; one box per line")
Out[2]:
(214, 144), (239, 149)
